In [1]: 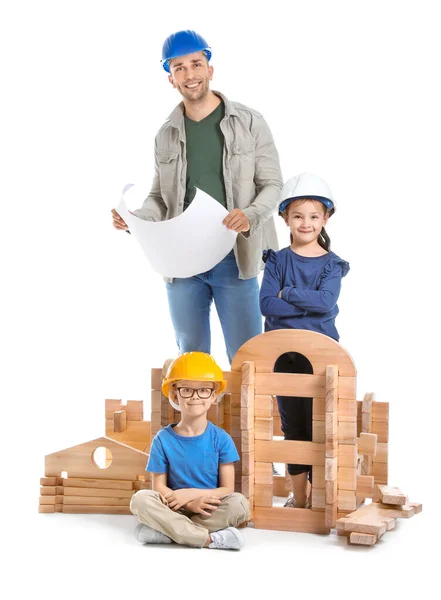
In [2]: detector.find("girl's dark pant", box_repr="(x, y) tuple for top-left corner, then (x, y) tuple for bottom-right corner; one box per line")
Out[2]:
(275, 352), (313, 480)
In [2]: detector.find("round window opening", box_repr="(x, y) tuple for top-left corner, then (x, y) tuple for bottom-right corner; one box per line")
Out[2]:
(92, 446), (113, 469)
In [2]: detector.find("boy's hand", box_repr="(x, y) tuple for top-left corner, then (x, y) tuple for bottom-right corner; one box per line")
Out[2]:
(184, 496), (221, 517)
(164, 489), (197, 511)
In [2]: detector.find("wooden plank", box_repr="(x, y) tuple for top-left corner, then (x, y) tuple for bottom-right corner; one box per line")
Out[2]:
(338, 421), (357, 445)
(372, 402), (389, 422)
(242, 476), (254, 498)
(273, 475), (289, 496)
(371, 421), (389, 443)
(312, 420), (325, 443)
(349, 532), (378, 546)
(255, 440), (325, 465)
(255, 418), (273, 441)
(254, 373), (355, 399)
(113, 410), (127, 433)
(240, 386), (255, 430)
(255, 484), (272, 507)
(241, 452), (254, 476)
(313, 466), (325, 488)
(356, 475), (374, 498)
(63, 486), (134, 498)
(242, 430), (254, 453)
(255, 395), (273, 418)
(372, 462), (388, 484)
(241, 361), (255, 386)
(40, 477), (61, 486)
(253, 506), (330, 534)
(376, 485), (407, 506)
(63, 496), (131, 506)
(325, 480), (337, 504)
(229, 415), (241, 438)
(151, 368), (162, 390)
(338, 398), (358, 421)
(325, 365), (338, 411)
(39, 495), (64, 505)
(338, 467), (357, 491)
(338, 445), (358, 468)
(105, 420), (151, 451)
(312, 487), (325, 508)
(255, 462), (273, 485)
(374, 442), (389, 463)
(231, 329), (357, 378)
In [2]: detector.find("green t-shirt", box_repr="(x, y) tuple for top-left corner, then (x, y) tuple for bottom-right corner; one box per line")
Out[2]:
(183, 101), (227, 209)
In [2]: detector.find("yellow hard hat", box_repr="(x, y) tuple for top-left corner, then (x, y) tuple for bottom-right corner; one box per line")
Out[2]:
(161, 352), (227, 397)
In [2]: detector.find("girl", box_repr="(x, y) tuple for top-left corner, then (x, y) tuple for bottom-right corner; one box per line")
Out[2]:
(259, 173), (349, 508)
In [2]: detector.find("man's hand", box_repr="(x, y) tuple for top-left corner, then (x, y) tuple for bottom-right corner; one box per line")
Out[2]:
(184, 496), (221, 517)
(223, 209), (250, 233)
(111, 208), (128, 231)
(163, 489), (197, 511)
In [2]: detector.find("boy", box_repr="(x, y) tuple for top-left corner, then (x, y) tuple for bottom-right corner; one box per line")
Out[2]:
(130, 352), (250, 550)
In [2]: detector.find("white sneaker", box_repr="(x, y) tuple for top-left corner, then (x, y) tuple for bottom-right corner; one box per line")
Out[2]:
(208, 527), (244, 550)
(135, 523), (173, 544)
(283, 492), (311, 509)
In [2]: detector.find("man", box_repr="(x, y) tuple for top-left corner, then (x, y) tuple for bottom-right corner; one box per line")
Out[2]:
(112, 30), (283, 363)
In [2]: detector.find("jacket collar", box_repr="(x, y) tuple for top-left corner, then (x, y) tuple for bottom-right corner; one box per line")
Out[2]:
(165, 90), (238, 128)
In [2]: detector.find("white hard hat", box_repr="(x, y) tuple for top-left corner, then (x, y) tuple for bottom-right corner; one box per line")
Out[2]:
(279, 173), (335, 215)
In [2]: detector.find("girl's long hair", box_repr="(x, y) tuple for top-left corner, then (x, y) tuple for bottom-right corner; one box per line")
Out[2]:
(282, 201), (332, 252)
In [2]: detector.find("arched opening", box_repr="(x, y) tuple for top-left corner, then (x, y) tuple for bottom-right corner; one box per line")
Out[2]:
(92, 446), (113, 469)
(272, 352), (313, 508)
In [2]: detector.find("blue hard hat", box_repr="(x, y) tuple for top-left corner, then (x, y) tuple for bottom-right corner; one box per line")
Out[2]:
(161, 30), (212, 73)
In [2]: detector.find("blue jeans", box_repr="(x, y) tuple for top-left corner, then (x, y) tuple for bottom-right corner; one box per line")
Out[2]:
(166, 251), (262, 363)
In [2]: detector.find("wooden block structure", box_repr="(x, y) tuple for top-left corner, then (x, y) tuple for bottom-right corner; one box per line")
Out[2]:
(105, 400), (150, 453)
(39, 437), (150, 514)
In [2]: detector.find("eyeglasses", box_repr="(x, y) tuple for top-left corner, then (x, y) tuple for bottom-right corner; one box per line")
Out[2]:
(176, 386), (214, 399)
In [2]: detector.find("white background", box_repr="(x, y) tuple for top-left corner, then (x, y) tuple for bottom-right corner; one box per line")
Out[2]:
(1, 1), (439, 597)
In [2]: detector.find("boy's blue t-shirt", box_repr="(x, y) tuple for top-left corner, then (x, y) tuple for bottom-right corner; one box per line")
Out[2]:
(147, 421), (239, 490)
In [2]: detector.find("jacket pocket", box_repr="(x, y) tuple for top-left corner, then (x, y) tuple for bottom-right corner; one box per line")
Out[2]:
(157, 151), (179, 189)
(230, 141), (255, 183)
(203, 451), (219, 475)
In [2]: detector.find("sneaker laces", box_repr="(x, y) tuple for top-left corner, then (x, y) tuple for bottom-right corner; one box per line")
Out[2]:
(211, 532), (227, 548)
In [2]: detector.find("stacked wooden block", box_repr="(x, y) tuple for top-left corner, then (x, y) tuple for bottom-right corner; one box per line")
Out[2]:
(336, 485), (422, 545)
(105, 399), (150, 453)
(357, 392), (389, 486)
(39, 476), (150, 514)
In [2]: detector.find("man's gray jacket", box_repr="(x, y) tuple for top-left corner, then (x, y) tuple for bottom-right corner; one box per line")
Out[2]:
(134, 91), (283, 279)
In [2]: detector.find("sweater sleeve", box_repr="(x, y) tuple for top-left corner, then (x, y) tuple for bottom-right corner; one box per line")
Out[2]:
(280, 259), (350, 313)
(259, 250), (306, 318)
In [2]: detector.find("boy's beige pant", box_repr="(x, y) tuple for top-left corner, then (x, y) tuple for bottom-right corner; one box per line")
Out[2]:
(130, 490), (250, 548)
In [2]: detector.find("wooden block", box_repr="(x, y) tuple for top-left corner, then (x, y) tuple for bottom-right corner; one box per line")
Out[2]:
(356, 475), (374, 498)
(230, 415), (241, 438)
(326, 411), (338, 441)
(253, 507), (330, 534)
(39, 495), (64, 505)
(62, 477), (136, 490)
(338, 398), (358, 421)
(223, 413), (231, 433)
(151, 368), (162, 390)
(241, 361), (255, 386)
(313, 466), (325, 488)
(133, 480), (151, 490)
(338, 467), (357, 491)
(255, 462), (273, 485)
(240, 386), (254, 430)
(63, 486), (134, 498)
(338, 421), (357, 445)
(40, 486), (57, 495)
(255, 440), (325, 466)
(362, 412), (372, 433)
(325, 457), (338, 481)
(325, 365), (338, 412)
(374, 442), (389, 463)
(38, 505), (55, 513)
(254, 372), (355, 399)
(255, 395), (273, 418)
(242, 429), (254, 453)
(151, 411), (161, 431)
(358, 432), (377, 456)
(113, 410), (127, 433)
(338, 490), (357, 511)
(362, 455), (373, 475)
(349, 532), (378, 546)
(362, 392), (375, 414)
(372, 462), (388, 484)
(240, 384), (255, 410)
(325, 502), (338, 528)
(63, 496), (132, 506)
(339, 445), (358, 468)
(255, 418), (273, 441)
(377, 485), (407, 505)
(273, 475), (289, 496)
(325, 479), (337, 505)
(313, 419), (325, 443)
(241, 452), (255, 476)
(255, 484), (272, 507)
(242, 476), (254, 498)
(311, 487), (325, 509)
(409, 503), (423, 514)
(371, 421), (389, 443)
(372, 402), (389, 422)
(40, 477), (60, 486)
(312, 397), (325, 420)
